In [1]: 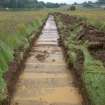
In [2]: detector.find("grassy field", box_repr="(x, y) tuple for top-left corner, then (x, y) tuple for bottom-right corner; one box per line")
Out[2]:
(67, 8), (105, 31)
(0, 11), (48, 48)
(0, 10), (48, 102)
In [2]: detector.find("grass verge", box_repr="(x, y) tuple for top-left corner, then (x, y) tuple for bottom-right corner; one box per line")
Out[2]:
(54, 12), (105, 105)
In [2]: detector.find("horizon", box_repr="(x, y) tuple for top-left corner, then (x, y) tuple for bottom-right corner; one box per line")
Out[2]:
(38, 0), (97, 4)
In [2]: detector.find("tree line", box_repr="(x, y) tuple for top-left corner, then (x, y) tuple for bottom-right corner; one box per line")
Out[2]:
(82, 0), (105, 8)
(96, 0), (105, 4)
(0, 0), (66, 8)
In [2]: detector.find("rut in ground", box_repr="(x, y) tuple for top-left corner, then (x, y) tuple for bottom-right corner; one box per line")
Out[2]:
(11, 15), (83, 105)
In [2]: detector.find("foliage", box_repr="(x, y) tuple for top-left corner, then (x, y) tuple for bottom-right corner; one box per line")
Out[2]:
(68, 9), (105, 31)
(69, 5), (76, 11)
(0, 0), (65, 9)
(97, 0), (105, 4)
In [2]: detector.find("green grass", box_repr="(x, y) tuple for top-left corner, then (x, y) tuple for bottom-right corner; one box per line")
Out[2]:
(68, 8), (105, 31)
(0, 10), (48, 102)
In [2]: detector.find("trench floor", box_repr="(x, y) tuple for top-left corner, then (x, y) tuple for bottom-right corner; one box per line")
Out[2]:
(11, 15), (83, 105)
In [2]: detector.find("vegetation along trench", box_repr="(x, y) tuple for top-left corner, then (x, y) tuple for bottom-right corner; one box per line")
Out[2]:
(10, 15), (83, 105)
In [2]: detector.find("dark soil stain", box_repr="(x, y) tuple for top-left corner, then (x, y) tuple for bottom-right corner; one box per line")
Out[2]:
(35, 50), (49, 62)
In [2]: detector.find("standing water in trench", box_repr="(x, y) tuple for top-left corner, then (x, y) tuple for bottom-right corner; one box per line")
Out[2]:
(11, 15), (83, 105)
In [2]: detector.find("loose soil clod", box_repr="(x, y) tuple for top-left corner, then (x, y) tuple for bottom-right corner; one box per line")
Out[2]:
(35, 51), (49, 62)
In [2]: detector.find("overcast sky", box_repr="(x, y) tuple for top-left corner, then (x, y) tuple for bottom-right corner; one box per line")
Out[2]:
(38, 0), (97, 4)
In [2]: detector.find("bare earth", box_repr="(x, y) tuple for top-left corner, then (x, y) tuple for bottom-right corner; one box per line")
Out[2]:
(11, 15), (83, 105)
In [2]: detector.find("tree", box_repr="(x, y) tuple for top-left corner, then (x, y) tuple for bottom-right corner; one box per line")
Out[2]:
(97, 0), (105, 4)
(37, 1), (45, 8)
(70, 5), (76, 11)
(0, 0), (9, 8)
(82, 1), (93, 8)
(46, 2), (60, 8)
(0, 0), (63, 9)
(9, 0), (16, 8)
(88, 1), (93, 4)
(73, 2), (78, 5)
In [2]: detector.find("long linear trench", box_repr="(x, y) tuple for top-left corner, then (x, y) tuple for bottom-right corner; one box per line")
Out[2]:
(11, 16), (83, 105)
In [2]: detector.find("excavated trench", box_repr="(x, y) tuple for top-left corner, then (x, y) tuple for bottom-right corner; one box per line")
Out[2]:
(10, 15), (83, 105)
